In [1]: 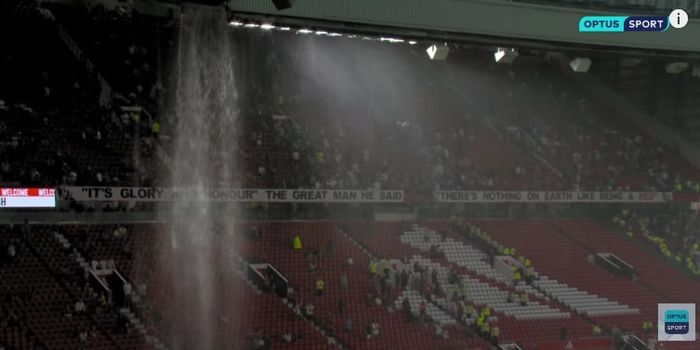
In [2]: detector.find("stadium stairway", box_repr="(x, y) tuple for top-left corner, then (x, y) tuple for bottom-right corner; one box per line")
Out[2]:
(232, 251), (341, 350)
(552, 220), (700, 350)
(553, 220), (700, 307)
(0, 224), (150, 350)
(32, 226), (153, 350)
(58, 224), (334, 349)
(50, 230), (168, 350)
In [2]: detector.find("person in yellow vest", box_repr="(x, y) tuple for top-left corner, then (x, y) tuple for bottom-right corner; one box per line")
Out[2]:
(491, 325), (500, 345)
(151, 121), (160, 136)
(525, 266), (535, 284)
(592, 324), (602, 336)
(459, 281), (469, 299)
(519, 292), (529, 306)
(369, 259), (378, 277)
(315, 278), (326, 296)
(514, 270), (522, 284)
(316, 151), (325, 163)
(466, 304), (475, 319)
(481, 321), (491, 338)
(476, 316), (484, 335)
(674, 182), (683, 192)
(293, 235), (302, 250)
(524, 258), (531, 268)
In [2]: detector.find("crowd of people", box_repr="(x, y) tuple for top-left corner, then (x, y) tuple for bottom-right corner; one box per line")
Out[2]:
(3, 2), (700, 200)
(450, 218), (536, 284)
(615, 207), (700, 276)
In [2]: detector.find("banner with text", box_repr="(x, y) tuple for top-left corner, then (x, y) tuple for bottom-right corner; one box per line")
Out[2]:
(60, 187), (404, 203)
(434, 191), (672, 203)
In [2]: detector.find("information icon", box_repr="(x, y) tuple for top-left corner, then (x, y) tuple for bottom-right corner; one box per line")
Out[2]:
(669, 9), (689, 29)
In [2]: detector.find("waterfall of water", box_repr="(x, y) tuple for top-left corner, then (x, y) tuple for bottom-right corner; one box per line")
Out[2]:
(155, 7), (240, 349)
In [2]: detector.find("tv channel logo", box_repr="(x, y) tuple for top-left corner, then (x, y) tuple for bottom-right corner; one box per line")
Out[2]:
(579, 9), (688, 32)
(658, 303), (696, 341)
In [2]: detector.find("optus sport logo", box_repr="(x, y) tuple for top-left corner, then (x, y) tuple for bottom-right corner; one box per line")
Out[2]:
(579, 9), (688, 32)
(665, 310), (689, 334)
(658, 304), (696, 341)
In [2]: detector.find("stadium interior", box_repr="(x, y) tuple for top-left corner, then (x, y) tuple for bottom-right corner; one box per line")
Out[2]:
(0, 0), (699, 349)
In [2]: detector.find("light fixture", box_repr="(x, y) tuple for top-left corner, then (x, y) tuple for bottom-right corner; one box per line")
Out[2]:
(230, 22), (418, 49)
(494, 47), (518, 64)
(665, 62), (689, 74)
(380, 37), (404, 43)
(426, 44), (449, 61)
(569, 57), (592, 73)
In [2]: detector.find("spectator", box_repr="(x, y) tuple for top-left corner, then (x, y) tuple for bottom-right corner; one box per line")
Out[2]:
(123, 283), (133, 307)
(64, 305), (73, 320)
(308, 260), (317, 273)
(519, 292), (529, 306)
(315, 277), (325, 296)
(292, 302), (303, 318)
(304, 303), (315, 319)
(75, 300), (86, 314)
(401, 296), (412, 321)
(339, 274), (348, 291)
(337, 298), (346, 314)
(151, 121), (160, 137)
(7, 243), (16, 262)
(293, 235), (302, 250)
(366, 321), (379, 340)
(369, 258), (378, 277)
(281, 332), (292, 344)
